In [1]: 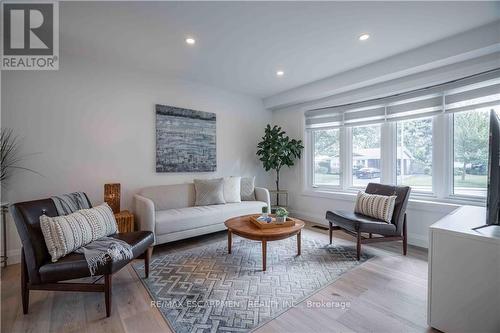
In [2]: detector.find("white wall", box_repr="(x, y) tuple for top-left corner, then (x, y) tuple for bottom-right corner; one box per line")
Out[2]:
(1, 54), (272, 264)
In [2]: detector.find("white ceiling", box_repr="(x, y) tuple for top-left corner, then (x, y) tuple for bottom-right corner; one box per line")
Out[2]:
(61, 1), (500, 98)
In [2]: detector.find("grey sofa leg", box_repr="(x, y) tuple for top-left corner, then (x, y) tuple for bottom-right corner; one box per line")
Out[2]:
(356, 231), (361, 260)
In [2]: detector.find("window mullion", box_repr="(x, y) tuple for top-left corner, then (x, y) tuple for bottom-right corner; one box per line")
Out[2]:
(380, 122), (394, 184)
(342, 127), (352, 189)
(432, 113), (448, 199)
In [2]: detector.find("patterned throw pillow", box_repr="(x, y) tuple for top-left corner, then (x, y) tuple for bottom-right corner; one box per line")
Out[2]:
(40, 203), (118, 262)
(223, 177), (241, 203)
(194, 178), (226, 206)
(354, 191), (397, 223)
(240, 176), (256, 201)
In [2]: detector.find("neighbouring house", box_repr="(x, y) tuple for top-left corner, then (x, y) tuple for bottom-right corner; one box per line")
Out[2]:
(317, 147), (415, 174)
(353, 147), (415, 173)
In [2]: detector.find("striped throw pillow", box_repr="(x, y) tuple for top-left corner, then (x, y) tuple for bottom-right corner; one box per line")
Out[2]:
(40, 203), (118, 262)
(354, 191), (397, 223)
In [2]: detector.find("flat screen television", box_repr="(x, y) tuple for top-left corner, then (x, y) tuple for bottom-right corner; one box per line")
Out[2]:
(486, 109), (500, 225)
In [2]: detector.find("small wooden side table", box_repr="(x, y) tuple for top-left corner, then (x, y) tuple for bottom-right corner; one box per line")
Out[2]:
(114, 210), (135, 233)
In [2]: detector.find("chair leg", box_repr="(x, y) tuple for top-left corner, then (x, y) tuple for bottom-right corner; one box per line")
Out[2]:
(145, 246), (153, 278)
(104, 274), (112, 317)
(329, 222), (333, 244)
(356, 231), (361, 260)
(403, 214), (408, 256)
(21, 249), (29, 315)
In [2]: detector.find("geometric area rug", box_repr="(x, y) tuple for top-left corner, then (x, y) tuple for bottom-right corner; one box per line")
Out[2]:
(132, 234), (372, 333)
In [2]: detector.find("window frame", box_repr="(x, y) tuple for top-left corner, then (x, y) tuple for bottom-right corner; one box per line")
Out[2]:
(393, 116), (435, 196)
(349, 124), (383, 190)
(306, 110), (489, 205)
(449, 109), (490, 202)
(310, 127), (343, 190)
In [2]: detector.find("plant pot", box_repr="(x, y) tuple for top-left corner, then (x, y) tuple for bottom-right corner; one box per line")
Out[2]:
(276, 216), (287, 224)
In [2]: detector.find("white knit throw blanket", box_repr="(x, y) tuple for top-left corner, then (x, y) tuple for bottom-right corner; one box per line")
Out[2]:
(51, 192), (133, 276)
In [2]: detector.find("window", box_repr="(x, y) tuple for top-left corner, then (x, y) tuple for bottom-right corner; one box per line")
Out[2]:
(396, 118), (433, 192)
(305, 71), (499, 203)
(313, 129), (341, 186)
(352, 125), (381, 187)
(453, 108), (491, 197)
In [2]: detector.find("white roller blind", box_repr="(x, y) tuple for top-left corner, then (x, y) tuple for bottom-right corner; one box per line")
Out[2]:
(445, 81), (500, 113)
(305, 69), (500, 130)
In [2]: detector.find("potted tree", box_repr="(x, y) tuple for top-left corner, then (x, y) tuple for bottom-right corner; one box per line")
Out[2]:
(257, 125), (304, 207)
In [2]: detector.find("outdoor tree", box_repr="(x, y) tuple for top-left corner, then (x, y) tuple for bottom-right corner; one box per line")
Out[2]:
(352, 126), (380, 150)
(257, 125), (304, 205)
(314, 129), (339, 157)
(398, 118), (433, 174)
(454, 111), (489, 180)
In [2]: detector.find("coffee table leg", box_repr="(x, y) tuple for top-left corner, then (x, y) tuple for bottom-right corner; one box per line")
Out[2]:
(297, 231), (301, 256)
(262, 240), (267, 271)
(228, 230), (232, 254)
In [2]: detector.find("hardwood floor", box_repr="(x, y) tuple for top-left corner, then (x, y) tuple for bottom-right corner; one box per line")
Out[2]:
(1, 224), (436, 333)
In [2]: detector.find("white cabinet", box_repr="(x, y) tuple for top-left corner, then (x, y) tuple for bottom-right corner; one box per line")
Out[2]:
(428, 206), (500, 332)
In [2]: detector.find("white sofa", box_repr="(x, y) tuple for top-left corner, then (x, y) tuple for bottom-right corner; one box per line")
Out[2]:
(134, 183), (270, 245)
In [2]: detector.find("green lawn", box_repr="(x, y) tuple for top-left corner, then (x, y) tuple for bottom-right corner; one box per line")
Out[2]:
(314, 173), (340, 185)
(314, 172), (487, 191)
(400, 174), (487, 188)
(454, 174), (487, 188)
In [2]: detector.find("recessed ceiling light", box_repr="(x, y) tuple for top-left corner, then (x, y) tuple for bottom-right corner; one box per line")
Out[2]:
(185, 37), (196, 45)
(276, 70), (285, 77)
(359, 33), (370, 41)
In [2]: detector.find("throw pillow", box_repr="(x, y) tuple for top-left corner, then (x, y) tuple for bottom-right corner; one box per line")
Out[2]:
(223, 176), (241, 203)
(354, 191), (397, 223)
(194, 178), (226, 206)
(40, 203), (118, 262)
(241, 176), (256, 201)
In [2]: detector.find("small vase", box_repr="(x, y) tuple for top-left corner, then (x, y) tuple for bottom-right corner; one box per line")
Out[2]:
(276, 216), (287, 224)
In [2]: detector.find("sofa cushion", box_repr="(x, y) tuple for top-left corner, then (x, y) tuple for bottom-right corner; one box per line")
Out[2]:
(354, 191), (396, 223)
(40, 203), (118, 262)
(241, 176), (256, 201)
(139, 184), (195, 210)
(326, 210), (398, 235)
(223, 177), (241, 203)
(155, 201), (266, 235)
(194, 178), (226, 206)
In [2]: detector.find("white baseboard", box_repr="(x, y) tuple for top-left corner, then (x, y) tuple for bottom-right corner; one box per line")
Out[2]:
(289, 209), (429, 248)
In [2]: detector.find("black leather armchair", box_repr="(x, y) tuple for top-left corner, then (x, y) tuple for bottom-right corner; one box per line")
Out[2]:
(10, 194), (154, 317)
(326, 183), (411, 260)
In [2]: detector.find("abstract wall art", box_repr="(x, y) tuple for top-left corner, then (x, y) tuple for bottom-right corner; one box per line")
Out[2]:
(156, 104), (216, 172)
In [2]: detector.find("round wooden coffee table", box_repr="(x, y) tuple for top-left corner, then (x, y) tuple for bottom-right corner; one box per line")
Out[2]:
(224, 214), (305, 271)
